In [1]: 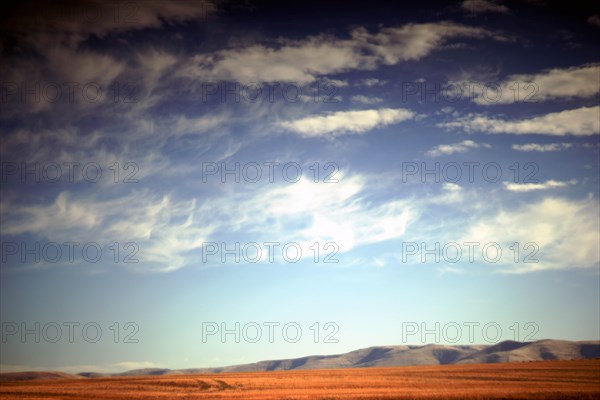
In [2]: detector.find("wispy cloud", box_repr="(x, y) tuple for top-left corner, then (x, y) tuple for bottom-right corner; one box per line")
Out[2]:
(588, 14), (600, 28)
(437, 265), (465, 275)
(112, 361), (163, 371)
(462, 0), (509, 14)
(350, 95), (384, 104)
(199, 174), (415, 254)
(2, 0), (215, 45)
(279, 108), (414, 137)
(426, 140), (491, 157)
(355, 78), (387, 87)
(182, 22), (500, 83)
(469, 64), (600, 105)
(438, 106), (600, 136)
(459, 196), (599, 273)
(1, 191), (215, 272)
(503, 179), (577, 192)
(512, 143), (573, 152)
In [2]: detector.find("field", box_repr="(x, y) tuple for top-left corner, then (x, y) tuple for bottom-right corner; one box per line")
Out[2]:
(1, 359), (599, 399)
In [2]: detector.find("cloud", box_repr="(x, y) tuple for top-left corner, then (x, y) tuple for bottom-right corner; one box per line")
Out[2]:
(512, 143), (573, 152)
(437, 265), (465, 275)
(0, 170), (416, 271)
(426, 140), (491, 157)
(503, 179), (577, 192)
(112, 361), (162, 371)
(462, 0), (509, 14)
(279, 108), (414, 137)
(428, 182), (465, 204)
(0, 1), (215, 116)
(1, 0), (215, 46)
(1, 191), (215, 272)
(470, 64), (600, 105)
(0, 47), (126, 114)
(459, 196), (599, 273)
(438, 106), (600, 136)
(182, 22), (499, 83)
(0, 110), (233, 183)
(1, 192), (100, 235)
(350, 95), (384, 104)
(196, 173), (415, 256)
(588, 14), (600, 28)
(356, 78), (387, 87)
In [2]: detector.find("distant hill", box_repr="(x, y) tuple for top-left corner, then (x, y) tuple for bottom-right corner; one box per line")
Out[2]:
(0, 371), (82, 382)
(171, 339), (599, 374)
(1, 339), (598, 381)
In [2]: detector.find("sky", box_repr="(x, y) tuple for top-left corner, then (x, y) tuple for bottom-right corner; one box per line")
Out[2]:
(0, 0), (599, 374)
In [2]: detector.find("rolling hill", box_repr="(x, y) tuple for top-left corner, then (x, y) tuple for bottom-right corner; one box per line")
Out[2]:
(2, 339), (598, 381)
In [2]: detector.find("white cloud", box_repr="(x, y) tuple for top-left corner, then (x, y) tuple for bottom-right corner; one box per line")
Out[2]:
(462, 0), (509, 14)
(198, 174), (414, 256)
(438, 106), (600, 136)
(320, 78), (349, 87)
(1, 192), (100, 235)
(503, 179), (577, 192)
(1, 191), (215, 273)
(356, 78), (387, 87)
(459, 196), (599, 273)
(182, 22), (498, 83)
(470, 64), (600, 105)
(279, 108), (414, 137)
(0, 171), (417, 271)
(512, 143), (573, 152)
(185, 40), (361, 83)
(169, 114), (232, 137)
(428, 183), (465, 204)
(426, 140), (491, 157)
(350, 95), (384, 104)
(112, 361), (162, 371)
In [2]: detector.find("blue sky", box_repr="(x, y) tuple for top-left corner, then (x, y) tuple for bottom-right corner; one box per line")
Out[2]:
(0, 0), (599, 373)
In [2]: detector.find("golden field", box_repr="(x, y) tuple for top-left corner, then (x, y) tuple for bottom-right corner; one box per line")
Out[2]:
(1, 359), (599, 399)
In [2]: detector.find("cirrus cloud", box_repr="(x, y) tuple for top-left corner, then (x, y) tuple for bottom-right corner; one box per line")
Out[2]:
(503, 179), (577, 192)
(279, 108), (414, 137)
(438, 106), (600, 136)
(426, 140), (491, 157)
(512, 143), (573, 152)
(182, 22), (501, 83)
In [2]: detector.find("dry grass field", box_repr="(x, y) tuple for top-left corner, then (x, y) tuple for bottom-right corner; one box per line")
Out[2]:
(1, 359), (599, 400)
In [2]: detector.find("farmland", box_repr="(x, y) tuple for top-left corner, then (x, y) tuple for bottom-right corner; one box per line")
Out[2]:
(1, 359), (599, 399)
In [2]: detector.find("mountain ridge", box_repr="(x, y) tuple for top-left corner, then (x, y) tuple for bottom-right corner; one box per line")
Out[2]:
(1, 339), (598, 381)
